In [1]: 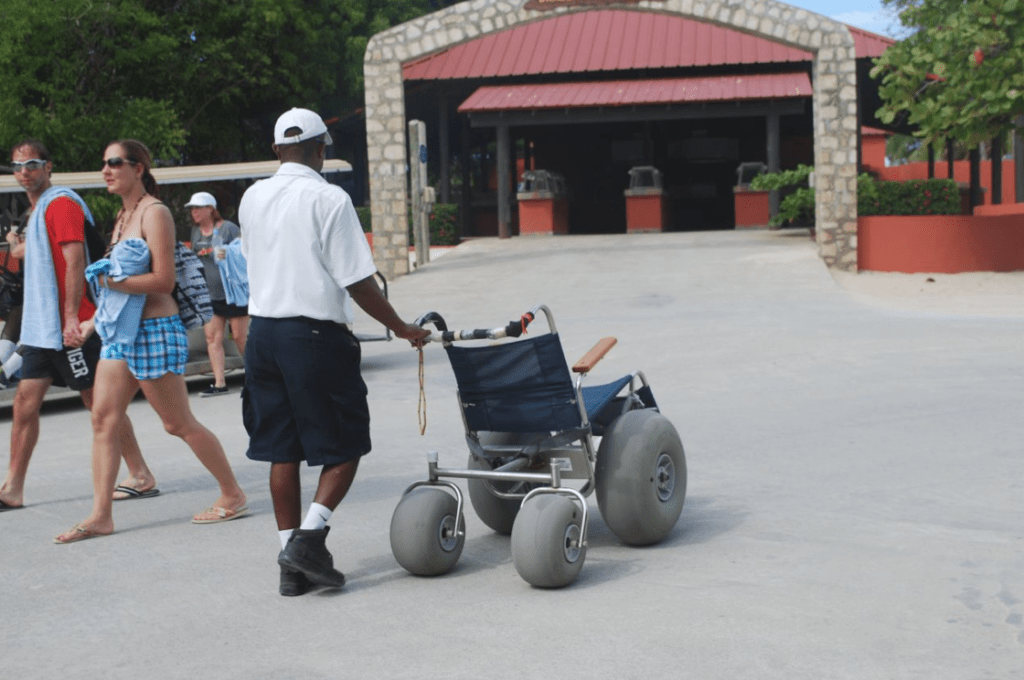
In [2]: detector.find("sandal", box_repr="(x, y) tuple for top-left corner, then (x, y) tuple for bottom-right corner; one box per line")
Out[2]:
(192, 505), (249, 524)
(112, 484), (160, 501)
(54, 524), (111, 544)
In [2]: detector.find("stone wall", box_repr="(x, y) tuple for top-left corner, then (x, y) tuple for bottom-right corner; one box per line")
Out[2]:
(364, 0), (860, 279)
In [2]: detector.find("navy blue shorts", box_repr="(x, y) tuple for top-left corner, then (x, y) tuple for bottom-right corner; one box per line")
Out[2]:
(243, 316), (370, 466)
(20, 333), (102, 391)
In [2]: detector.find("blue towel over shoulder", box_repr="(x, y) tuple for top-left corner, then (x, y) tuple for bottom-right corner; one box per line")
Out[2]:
(85, 238), (150, 346)
(216, 240), (249, 307)
(20, 187), (96, 350)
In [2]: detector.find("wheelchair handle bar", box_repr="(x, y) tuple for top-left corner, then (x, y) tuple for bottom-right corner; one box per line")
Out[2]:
(415, 304), (556, 344)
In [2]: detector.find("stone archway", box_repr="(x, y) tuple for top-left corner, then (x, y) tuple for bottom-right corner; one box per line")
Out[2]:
(364, 0), (859, 280)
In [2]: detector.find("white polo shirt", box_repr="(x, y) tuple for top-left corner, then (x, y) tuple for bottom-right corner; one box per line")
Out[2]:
(239, 162), (376, 324)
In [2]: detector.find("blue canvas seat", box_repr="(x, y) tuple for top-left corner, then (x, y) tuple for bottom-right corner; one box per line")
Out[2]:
(446, 333), (650, 446)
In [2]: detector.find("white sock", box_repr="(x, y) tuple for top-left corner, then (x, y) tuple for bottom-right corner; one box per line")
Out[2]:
(0, 339), (15, 363)
(279, 528), (295, 550)
(300, 502), (332, 531)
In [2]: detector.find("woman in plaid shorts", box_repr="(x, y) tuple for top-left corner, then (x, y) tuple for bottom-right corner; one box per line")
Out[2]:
(54, 140), (248, 544)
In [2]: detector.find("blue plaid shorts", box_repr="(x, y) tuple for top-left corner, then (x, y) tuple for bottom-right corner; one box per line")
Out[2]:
(101, 315), (188, 380)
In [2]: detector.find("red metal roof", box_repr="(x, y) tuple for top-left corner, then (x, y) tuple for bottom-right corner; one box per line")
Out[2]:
(457, 73), (813, 112)
(404, 10), (893, 81)
(846, 25), (896, 58)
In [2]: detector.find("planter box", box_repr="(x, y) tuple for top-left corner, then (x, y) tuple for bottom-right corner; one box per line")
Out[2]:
(858, 213), (1024, 273)
(517, 191), (568, 235)
(733, 187), (770, 229)
(624, 188), (667, 233)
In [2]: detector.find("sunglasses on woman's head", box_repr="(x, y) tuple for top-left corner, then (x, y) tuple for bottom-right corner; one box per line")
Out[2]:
(10, 159), (47, 172)
(101, 157), (136, 170)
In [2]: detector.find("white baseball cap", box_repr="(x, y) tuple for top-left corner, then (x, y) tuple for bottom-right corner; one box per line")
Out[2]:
(185, 191), (217, 208)
(274, 107), (333, 146)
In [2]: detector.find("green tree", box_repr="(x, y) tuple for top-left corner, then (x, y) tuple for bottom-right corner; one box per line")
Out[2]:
(1, 0), (459, 170)
(871, 0), (1024, 146)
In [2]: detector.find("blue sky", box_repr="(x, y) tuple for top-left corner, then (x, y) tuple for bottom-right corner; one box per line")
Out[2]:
(783, 0), (906, 37)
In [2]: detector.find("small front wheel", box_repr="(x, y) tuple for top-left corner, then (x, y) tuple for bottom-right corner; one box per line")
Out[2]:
(390, 488), (465, 576)
(510, 493), (586, 588)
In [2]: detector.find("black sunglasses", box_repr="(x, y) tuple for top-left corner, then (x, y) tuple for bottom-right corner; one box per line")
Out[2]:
(101, 157), (137, 170)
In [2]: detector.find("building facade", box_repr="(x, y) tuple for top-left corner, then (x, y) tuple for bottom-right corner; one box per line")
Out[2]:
(364, 0), (888, 279)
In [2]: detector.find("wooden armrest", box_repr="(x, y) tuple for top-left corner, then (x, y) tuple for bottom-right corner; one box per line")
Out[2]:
(573, 337), (617, 373)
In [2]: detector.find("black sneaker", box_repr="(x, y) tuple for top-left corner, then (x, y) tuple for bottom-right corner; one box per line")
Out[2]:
(278, 527), (346, 588)
(280, 564), (312, 597)
(200, 384), (229, 397)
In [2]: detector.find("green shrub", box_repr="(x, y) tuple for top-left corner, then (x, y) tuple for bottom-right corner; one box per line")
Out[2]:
(857, 175), (959, 216)
(748, 164), (813, 192)
(428, 203), (459, 246)
(358, 203), (460, 246)
(750, 165), (961, 226)
(749, 164), (814, 227)
(354, 206), (372, 233)
(81, 191), (123, 238)
(408, 203), (460, 246)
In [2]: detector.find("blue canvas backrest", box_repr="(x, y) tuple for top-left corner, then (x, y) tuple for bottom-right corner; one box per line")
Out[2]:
(445, 333), (581, 434)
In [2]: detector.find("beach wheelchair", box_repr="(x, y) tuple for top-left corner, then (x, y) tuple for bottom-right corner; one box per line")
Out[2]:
(390, 304), (686, 588)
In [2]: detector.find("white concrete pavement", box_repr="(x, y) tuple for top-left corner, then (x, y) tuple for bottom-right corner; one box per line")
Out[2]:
(2, 230), (1022, 680)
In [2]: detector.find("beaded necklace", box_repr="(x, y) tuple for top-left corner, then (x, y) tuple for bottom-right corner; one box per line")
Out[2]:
(111, 192), (149, 245)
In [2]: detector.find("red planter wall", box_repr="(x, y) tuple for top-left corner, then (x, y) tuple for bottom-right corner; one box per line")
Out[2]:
(625, 193), (667, 233)
(858, 212), (1024, 273)
(733, 189), (771, 228)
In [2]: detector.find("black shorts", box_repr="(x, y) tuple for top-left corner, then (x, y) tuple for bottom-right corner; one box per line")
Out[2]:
(243, 316), (370, 466)
(211, 300), (249, 319)
(20, 333), (102, 391)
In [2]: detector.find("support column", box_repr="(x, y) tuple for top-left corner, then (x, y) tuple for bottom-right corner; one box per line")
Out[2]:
(766, 110), (780, 220)
(459, 120), (471, 239)
(439, 96), (450, 205)
(969, 146), (981, 209)
(1015, 116), (1024, 203)
(991, 136), (1002, 205)
(497, 123), (511, 239)
(947, 139), (955, 180)
(927, 144), (935, 179)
